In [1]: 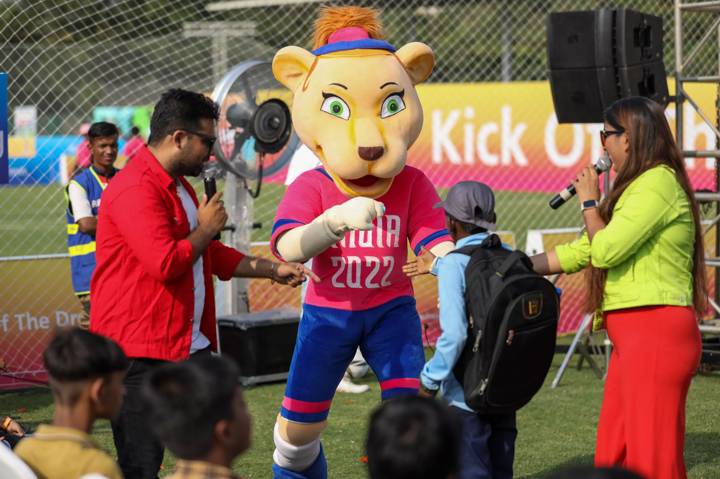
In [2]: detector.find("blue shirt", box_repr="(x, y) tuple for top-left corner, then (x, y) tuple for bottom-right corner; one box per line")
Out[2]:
(420, 232), (509, 412)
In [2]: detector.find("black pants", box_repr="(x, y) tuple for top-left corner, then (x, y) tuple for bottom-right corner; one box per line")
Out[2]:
(112, 349), (212, 479)
(450, 406), (517, 479)
(111, 357), (166, 479)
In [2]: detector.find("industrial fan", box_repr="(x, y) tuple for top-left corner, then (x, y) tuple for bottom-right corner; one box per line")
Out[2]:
(209, 60), (298, 317)
(211, 60), (299, 188)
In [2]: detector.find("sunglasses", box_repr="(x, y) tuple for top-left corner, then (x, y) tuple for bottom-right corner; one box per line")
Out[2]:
(599, 129), (624, 146)
(180, 129), (217, 149)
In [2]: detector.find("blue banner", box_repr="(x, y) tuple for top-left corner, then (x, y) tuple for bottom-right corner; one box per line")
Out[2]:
(8, 135), (128, 185)
(0, 73), (8, 184)
(9, 136), (80, 185)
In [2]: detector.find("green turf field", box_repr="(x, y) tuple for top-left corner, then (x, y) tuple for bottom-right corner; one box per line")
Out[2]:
(3, 350), (720, 478)
(2, 184), (720, 477)
(0, 182), (581, 257)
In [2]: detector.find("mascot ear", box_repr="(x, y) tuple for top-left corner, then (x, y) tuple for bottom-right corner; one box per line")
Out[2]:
(396, 42), (435, 85)
(272, 46), (316, 92)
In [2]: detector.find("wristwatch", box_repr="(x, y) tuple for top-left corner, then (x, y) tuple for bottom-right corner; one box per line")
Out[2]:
(581, 199), (599, 211)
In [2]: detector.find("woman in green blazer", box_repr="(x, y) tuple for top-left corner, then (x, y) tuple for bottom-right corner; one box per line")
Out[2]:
(533, 96), (706, 479)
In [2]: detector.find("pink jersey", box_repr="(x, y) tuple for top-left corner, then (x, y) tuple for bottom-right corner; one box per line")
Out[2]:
(271, 166), (451, 311)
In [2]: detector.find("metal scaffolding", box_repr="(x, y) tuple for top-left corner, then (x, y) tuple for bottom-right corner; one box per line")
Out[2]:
(675, 1), (720, 338)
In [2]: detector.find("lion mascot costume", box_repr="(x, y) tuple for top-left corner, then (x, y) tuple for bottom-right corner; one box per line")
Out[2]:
(270, 6), (454, 478)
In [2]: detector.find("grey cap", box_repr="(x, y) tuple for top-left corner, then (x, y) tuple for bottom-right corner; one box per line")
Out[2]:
(435, 181), (496, 230)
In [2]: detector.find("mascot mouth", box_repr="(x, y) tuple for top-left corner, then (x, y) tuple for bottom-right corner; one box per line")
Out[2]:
(314, 147), (395, 198)
(346, 175), (379, 187)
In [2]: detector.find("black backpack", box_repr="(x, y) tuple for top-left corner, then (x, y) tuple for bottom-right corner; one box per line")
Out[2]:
(451, 234), (559, 414)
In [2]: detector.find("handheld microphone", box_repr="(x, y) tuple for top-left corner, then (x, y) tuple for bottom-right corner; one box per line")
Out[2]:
(549, 153), (612, 210)
(203, 176), (221, 240)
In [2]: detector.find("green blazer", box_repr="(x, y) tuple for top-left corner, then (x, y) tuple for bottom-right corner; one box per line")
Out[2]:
(556, 165), (696, 313)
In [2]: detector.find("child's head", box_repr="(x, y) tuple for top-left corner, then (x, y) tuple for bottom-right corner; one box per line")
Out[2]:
(437, 181), (497, 241)
(143, 355), (251, 462)
(366, 396), (459, 479)
(43, 328), (129, 420)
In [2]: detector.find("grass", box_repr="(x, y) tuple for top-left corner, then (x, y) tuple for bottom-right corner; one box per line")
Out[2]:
(3, 349), (720, 478)
(3, 183), (719, 476)
(0, 182), (580, 257)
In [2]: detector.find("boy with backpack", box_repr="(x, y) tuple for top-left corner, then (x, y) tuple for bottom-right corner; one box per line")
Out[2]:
(412, 180), (560, 479)
(417, 181), (518, 479)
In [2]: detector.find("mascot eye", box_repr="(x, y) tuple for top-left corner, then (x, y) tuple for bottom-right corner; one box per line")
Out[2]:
(321, 95), (350, 120)
(380, 94), (406, 118)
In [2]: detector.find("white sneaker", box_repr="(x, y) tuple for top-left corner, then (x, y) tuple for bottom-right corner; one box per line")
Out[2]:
(347, 362), (369, 379)
(336, 377), (370, 394)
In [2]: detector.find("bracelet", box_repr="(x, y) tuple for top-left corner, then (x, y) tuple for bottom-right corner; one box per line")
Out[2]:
(2, 416), (12, 430)
(270, 262), (277, 284)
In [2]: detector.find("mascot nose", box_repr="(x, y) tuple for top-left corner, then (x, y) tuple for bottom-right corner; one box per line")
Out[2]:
(358, 146), (384, 161)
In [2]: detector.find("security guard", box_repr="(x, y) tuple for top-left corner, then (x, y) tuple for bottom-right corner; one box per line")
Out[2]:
(66, 122), (119, 328)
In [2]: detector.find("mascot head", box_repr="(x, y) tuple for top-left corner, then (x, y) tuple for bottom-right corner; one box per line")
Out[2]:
(272, 6), (434, 198)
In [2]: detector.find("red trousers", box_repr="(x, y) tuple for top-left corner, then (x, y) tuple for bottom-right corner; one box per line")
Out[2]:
(595, 306), (701, 479)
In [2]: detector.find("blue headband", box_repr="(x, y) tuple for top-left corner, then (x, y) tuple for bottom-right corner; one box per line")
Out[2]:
(312, 38), (396, 56)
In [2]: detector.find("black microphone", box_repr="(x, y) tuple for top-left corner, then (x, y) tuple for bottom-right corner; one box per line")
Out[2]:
(203, 176), (221, 240)
(549, 153), (612, 209)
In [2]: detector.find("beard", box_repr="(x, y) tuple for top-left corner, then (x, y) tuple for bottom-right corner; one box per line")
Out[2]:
(188, 162), (205, 177)
(178, 153), (208, 177)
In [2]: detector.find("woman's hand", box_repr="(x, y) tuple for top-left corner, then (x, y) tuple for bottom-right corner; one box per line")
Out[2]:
(573, 166), (607, 241)
(573, 166), (601, 203)
(272, 262), (320, 287)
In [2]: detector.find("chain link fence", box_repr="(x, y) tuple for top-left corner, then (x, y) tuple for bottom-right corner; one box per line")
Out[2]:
(1, 0), (718, 385)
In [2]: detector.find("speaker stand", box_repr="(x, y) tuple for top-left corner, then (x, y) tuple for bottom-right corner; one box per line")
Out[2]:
(551, 314), (606, 388)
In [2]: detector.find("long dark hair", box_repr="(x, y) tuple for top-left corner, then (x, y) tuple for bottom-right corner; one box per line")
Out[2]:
(586, 96), (707, 314)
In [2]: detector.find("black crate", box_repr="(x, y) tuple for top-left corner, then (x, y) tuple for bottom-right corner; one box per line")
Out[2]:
(218, 308), (300, 385)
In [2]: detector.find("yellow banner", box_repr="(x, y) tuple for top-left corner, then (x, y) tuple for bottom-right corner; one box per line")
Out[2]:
(8, 136), (36, 158)
(408, 80), (718, 191)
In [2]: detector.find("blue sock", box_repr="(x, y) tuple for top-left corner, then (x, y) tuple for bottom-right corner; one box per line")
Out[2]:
(272, 445), (327, 479)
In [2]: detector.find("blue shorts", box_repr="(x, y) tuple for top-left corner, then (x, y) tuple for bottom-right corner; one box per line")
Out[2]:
(280, 296), (424, 423)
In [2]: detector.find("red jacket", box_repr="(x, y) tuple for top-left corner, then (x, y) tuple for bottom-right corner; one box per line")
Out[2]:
(90, 146), (244, 361)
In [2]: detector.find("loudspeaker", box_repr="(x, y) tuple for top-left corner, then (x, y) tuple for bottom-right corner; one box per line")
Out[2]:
(218, 308), (299, 385)
(616, 9), (663, 66)
(547, 8), (667, 123)
(618, 61), (668, 102)
(547, 10), (614, 69)
(548, 68), (617, 124)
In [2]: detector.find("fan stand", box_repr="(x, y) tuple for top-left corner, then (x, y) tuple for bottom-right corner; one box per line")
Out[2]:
(215, 172), (255, 316)
(211, 60), (297, 317)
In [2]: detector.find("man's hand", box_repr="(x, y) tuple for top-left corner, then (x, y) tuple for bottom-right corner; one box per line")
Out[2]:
(197, 192), (227, 238)
(402, 246), (436, 277)
(77, 217), (98, 236)
(272, 262), (321, 288)
(2, 416), (24, 436)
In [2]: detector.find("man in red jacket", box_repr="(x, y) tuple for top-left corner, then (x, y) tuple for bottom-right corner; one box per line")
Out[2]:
(90, 89), (315, 479)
